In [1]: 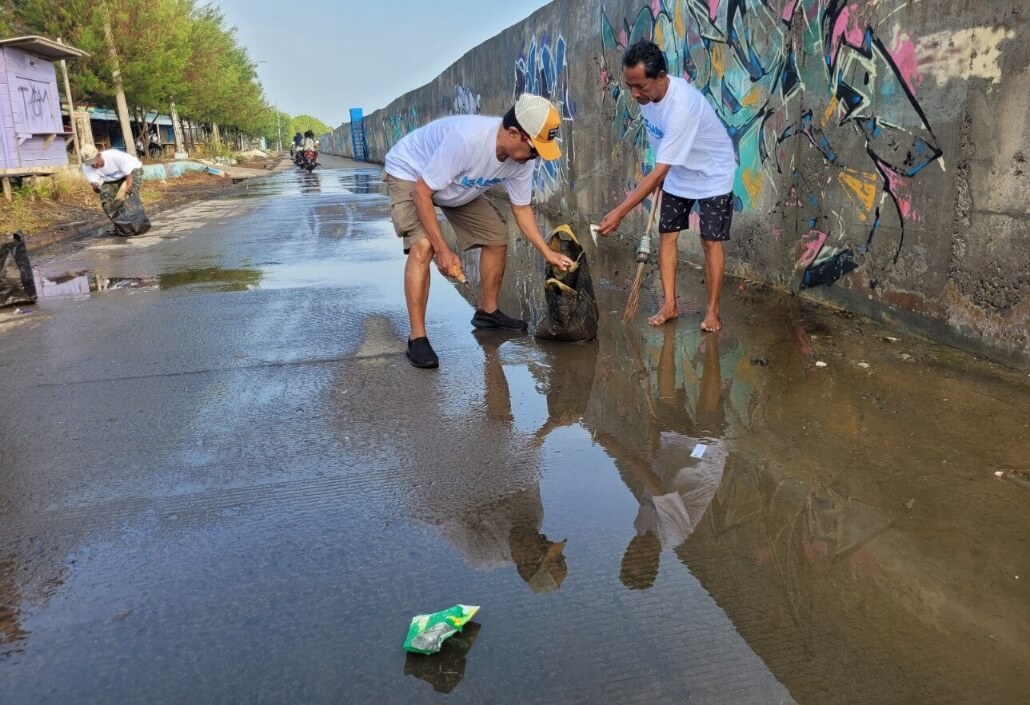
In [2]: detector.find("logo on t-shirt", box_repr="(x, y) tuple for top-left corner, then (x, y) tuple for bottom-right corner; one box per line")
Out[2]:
(644, 118), (664, 139)
(460, 176), (503, 189)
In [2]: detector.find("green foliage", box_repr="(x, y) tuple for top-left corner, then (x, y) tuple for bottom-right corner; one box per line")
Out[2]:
(288, 115), (332, 137)
(8, 0), (273, 138)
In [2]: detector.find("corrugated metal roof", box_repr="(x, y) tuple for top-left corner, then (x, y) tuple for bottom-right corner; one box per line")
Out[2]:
(87, 108), (173, 127)
(0, 36), (88, 60)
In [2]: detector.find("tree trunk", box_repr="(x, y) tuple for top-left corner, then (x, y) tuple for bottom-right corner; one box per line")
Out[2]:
(170, 101), (185, 155)
(101, 1), (136, 154)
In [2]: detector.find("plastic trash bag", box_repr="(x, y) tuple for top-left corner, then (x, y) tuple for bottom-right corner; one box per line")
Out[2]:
(100, 174), (151, 236)
(534, 225), (599, 342)
(403, 604), (480, 654)
(1, 232), (37, 307)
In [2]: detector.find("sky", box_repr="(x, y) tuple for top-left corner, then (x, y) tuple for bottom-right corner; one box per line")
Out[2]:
(214, 0), (552, 127)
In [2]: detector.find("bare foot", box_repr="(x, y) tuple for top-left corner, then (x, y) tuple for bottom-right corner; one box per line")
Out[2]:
(648, 305), (680, 326)
(700, 314), (722, 332)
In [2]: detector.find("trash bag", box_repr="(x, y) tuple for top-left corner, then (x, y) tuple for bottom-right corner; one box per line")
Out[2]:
(533, 225), (599, 342)
(0, 232), (37, 308)
(100, 174), (151, 236)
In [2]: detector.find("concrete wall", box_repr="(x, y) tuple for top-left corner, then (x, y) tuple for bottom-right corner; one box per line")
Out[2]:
(322, 0), (1029, 366)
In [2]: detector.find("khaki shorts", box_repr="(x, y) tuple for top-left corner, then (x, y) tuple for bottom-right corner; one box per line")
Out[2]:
(385, 174), (508, 254)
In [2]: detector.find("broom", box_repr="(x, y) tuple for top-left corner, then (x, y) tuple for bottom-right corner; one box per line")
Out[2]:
(622, 190), (662, 324)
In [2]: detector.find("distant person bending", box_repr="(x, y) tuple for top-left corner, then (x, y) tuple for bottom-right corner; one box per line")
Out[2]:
(383, 93), (574, 369)
(79, 144), (151, 237)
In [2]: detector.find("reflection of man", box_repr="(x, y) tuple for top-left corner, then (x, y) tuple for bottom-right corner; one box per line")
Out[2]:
(586, 326), (729, 590)
(79, 144), (151, 237)
(439, 333), (568, 593)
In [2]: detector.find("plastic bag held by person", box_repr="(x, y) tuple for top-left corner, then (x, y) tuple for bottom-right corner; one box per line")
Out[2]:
(534, 225), (599, 342)
(1, 232), (37, 308)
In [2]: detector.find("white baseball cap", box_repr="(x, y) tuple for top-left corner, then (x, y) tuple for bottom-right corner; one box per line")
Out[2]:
(514, 94), (561, 161)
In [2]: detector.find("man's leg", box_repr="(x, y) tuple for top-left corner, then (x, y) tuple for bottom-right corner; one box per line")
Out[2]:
(697, 193), (733, 332)
(479, 244), (506, 314)
(405, 238), (435, 340)
(443, 197), (526, 330)
(700, 239), (724, 332)
(648, 231), (681, 326)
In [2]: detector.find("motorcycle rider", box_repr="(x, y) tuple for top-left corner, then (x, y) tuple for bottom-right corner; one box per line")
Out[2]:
(291, 131), (303, 158)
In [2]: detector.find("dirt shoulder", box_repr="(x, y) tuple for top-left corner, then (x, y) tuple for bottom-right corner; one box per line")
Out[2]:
(1, 155), (286, 252)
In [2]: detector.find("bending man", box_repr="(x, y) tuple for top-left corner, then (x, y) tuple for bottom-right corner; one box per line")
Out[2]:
(384, 93), (573, 369)
(597, 40), (737, 331)
(80, 144), (151, 237)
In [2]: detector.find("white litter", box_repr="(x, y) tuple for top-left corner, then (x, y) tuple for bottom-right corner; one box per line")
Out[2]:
(994, 471), (1005, 477)
(815, 361), (828, 368)
(589, 224), (600, 246)
(857, 362), (870, 369)
(690, 443), (707, 459)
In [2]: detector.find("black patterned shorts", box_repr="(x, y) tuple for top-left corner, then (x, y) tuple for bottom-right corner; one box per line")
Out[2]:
(659, 191), (733, 241)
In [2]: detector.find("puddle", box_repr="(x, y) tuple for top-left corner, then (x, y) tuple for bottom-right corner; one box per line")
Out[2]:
(4, 163), (1028, 704)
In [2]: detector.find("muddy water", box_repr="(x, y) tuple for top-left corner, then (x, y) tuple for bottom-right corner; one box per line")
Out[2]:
(1, 163), (1027, 704)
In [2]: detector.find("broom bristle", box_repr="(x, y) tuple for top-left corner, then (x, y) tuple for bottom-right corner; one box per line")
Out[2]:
(622, 262), (646, 324)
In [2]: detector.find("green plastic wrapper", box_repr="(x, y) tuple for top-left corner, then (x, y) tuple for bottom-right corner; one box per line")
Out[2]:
(403, 604), (480, 654)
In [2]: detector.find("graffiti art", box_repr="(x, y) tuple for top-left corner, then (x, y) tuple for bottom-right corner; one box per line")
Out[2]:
(599, 0), (954, 288)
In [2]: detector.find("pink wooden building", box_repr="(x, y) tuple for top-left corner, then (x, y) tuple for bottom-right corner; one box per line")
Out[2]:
(0, 36), (87, 200)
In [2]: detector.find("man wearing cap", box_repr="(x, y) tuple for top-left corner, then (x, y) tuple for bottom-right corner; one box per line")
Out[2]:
(384, 93), (573, 369)
(80, 144), (151, 236)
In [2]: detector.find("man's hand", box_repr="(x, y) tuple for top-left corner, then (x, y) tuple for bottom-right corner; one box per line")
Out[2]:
(544, 249), (573, 272)
(435, 248), (463, 279)
(596, 208), (624, 236)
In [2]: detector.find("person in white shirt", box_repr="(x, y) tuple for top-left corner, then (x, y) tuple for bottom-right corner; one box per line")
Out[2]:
(597, 40), (738, 332)
(384, 93), (574, 369)
(80, 144), (151, 236)
(301, 130), (317, 152)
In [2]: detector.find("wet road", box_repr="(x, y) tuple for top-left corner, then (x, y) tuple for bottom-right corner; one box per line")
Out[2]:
(1, 156), (1028, 704)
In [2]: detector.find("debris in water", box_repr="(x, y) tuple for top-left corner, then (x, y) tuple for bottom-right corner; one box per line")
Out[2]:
(691, 443), (707, 459)
(858, 362), (870, 369)
(749, 355), (769, 366)
(905, 499), (915, 510)
(883, 336), (900, 343)
(403, 604), (480, 654)
(815, 361), (828, 368)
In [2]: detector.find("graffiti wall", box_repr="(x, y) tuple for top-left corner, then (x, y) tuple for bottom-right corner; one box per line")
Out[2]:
(320, 0), (1029, 364)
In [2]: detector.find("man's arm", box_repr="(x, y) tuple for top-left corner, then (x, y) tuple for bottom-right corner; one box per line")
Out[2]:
(413, 177), (462, 277)
(510, 204), (572, 271)
(596, 162), (670, 235)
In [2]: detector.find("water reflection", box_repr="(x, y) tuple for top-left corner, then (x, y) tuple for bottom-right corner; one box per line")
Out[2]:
(31, 267), (262, 298)
(438, 332), (568, 594)
(299, 172), (321, 195)
(403, 621), (482, 693)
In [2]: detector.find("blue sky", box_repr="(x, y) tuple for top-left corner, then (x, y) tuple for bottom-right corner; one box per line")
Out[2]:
(214, 0), (551, 127)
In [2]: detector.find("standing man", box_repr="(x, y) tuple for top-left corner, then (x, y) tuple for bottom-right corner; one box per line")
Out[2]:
(384, 93), (574, 369)
(79, 144), (151, 237)
(597, 40), (738, 331)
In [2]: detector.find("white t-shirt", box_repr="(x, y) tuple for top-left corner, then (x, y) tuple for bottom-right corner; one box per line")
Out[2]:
(81, 149), (142, 186)
(384, 115), (533, 207)
(641, 76), (737, 200)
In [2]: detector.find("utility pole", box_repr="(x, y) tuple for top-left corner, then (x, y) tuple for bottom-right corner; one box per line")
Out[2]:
(275, 107), (282, 152)
(56, 37), (81, 161)
(100, 1), (135, 153)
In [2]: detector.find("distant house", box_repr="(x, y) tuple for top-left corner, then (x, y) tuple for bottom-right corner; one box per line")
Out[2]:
(0, 36), (87, 199)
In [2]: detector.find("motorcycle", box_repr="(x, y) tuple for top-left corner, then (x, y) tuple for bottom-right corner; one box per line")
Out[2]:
(299, 149), (318, 172)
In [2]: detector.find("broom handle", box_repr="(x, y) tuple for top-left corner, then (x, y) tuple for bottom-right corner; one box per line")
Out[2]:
(636, 189), (662, 261)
